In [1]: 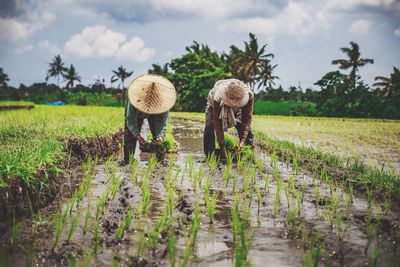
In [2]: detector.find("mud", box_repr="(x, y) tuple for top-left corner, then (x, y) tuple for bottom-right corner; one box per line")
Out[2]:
(1, 119), (400, 267)
(0, 105), (35, 111)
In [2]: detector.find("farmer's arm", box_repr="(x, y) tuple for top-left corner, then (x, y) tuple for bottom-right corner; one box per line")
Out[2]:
(212, 100), (225, 148)
(154, 112), (169, 140)
(126, 103), (140, 137)
(240, 97), (254, 145)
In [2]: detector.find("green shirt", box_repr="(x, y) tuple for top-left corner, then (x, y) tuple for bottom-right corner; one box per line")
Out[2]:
(126, 103), (169, 139)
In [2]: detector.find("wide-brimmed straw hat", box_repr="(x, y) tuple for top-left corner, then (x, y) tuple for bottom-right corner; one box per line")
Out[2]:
(214, 79), (250, 108)
(128, 74), (176, 114)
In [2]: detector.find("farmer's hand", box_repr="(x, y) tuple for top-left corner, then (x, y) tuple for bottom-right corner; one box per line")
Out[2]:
(155, 136), (164, 143)
(239, 139), (246, 149)
(135, 134), (146, 145)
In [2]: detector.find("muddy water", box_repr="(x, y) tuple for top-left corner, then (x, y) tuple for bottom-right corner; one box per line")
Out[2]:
(1, 118), (399, 267)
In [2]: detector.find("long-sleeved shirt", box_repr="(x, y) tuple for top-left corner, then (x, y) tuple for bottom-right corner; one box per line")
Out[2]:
(207, 79), (254, 147)
(126, 103), (169, 139)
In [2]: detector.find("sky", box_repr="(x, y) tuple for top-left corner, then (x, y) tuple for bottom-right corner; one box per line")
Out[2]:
(0, 0), (399, 90)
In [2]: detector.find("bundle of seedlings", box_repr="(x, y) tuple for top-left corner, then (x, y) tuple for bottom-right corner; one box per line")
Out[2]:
(144, 124), (180, 159)
(215, 133), (254, 161)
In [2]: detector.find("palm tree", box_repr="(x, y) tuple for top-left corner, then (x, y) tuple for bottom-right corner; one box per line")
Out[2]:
(64, 64), (81, 89)
(111, 65), (133, 108)
(257, 60), (279, 90)
(226, 33), (275, 91)
(0, 68), (10, 87)
(373, 67), (400, 97)
(332, 41), (374, 90)
(111, 65), (133, 89)
(46, 55), (67, 87)
(148, 63), (170, 76)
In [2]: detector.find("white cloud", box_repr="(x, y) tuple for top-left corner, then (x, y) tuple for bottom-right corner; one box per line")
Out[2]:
(348, 19), (370, 34)
(14, 45), (34, 54)
(0, 10), (54, 42)
(116, 37), (155, 62)
(221, 2), (319, 37)
(395, 28), (400, 37)
(64, 25), (155, 62)
(38, 40), (61, 54)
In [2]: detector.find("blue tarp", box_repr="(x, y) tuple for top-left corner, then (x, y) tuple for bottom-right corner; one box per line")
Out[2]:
(45, 101), (65, 106)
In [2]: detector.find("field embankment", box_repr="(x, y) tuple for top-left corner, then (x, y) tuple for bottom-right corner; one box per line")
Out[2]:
(254, 100), (316, 116)
(0, 105), (124, 221)
(0, 101), (35, 111)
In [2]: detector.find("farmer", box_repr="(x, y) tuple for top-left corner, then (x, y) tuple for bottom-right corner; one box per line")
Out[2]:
(203, 78), (254, 160)
(122, 74), (177, 164)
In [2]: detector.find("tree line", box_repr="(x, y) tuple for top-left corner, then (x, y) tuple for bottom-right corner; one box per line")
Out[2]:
(0, 33), (399, 118)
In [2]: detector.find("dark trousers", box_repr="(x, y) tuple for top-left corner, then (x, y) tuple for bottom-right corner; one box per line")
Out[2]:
(203, 106), (254, 157)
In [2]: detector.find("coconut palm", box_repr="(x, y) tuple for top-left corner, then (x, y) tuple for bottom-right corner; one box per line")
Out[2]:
(64, 64), (81, 89)
(111, 65), (133, 89)
(226, 33), (275, 91)
(46, 55), (67, 87)
(257, 60), (279, 90)
(332, 41), (374, 90)
(148, 63), (170, 76)
(0, 68), (10, 87)
(373, 67), (400, 97)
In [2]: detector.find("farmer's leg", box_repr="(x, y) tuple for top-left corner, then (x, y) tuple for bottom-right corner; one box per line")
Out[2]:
(123, 118), (143, 163)
(203, 105), (216, 156)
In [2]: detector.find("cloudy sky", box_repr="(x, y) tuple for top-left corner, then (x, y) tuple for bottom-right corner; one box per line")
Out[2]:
(1, 0), (399, 89)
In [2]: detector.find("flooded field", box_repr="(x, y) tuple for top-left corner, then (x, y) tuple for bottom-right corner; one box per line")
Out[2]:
(1, 119), (399, 267)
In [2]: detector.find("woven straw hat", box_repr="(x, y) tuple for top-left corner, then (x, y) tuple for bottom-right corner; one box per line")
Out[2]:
(214, 79), (250, 108)
(128, 74), (176, 114)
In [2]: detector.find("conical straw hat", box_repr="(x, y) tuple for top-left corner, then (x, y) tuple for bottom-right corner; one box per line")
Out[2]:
(214, 79), (250, 108)
(128, 74), (176, 114)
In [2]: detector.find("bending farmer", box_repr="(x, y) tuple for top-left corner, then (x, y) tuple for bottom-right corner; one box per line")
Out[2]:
(203, 79), (254, 160)
(123, 74), (177, 164)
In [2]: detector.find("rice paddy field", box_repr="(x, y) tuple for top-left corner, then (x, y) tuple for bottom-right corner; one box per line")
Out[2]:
(1, 105), (400, 267)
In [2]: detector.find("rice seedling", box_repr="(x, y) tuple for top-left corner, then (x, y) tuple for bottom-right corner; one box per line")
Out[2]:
(273, 191), (280, 218)
(249, 167), (256, 184)
(231, 194), (253, 267)
(179, 201), (201, 267)
(68, 254), (77, 267)
(367, 187), (373, 211)
(205, 153), (218, 176)
(53, 209), (66, 249)
(168, 231), (176, 267)
(67, 212), (80, 244)
(82, 203), (91, 235)
(112, 254), (121, 267)
(313, 183), (319, 210)
(284, 184), (291, 208)
(187, 153), (195, 177)
(263, 173), (271, 192)
(205, 191), (219, 224)
(10, 212), (20, 247)
(336, 209), (344, 240)
(301, 183), (307, 205)
(286, 205), (298, 238)
(223, 165), (232, 187)
(129, 157), (139, 184)
(372, 246), (381, 267)
(256, 187), (262, 214)
(382, 198), (391, 215)
(270, 151), (278, 168)
(93, 222), (101, 254)
(344, 194), (351, 221)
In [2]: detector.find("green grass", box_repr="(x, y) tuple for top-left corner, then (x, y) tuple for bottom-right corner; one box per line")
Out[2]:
(0, 105), (123, 189)
(253, 101), (316, 116)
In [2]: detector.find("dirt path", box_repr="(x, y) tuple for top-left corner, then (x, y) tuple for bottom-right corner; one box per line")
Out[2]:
(1, 119), (399, 267)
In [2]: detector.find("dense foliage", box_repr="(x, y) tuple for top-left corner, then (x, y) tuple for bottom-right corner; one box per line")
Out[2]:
(1, 37), (399, 118)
